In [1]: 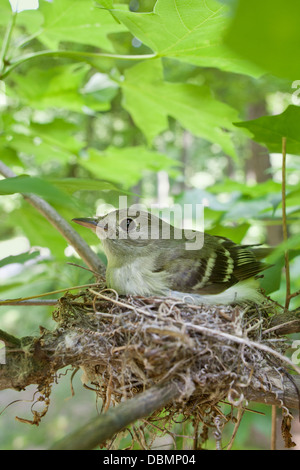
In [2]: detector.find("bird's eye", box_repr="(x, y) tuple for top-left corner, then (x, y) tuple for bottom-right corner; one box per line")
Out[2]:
(120, 217), (136, 232)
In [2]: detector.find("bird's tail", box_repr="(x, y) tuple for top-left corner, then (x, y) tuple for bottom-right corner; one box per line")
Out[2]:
(249, 246), (274, 260)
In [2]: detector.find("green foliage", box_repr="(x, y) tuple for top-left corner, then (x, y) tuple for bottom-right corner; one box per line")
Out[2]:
(0, 252), (39, 268)
(235, 105), (300, 155)
(112, 0), (262, 76)
(8, 64), (114, 112)
(31, 0), (127, 50)
(121, 59), (239, 156)
(224, 0), (300, 79)
(96, 0), (114, 9)
(0, 175), (74, 207)
(81, 145), (180, 186)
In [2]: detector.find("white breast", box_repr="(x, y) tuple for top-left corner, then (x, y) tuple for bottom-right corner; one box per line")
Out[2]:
(106, 257), (169, 296)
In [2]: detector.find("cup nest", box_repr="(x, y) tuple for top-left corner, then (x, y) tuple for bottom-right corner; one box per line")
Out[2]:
(45, 285), (296, 447)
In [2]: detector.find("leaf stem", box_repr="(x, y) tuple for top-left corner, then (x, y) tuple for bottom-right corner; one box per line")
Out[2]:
(0, 49), (156, 79)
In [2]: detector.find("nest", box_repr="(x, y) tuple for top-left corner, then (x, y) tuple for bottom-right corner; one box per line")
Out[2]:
(45, 285), (297, 449)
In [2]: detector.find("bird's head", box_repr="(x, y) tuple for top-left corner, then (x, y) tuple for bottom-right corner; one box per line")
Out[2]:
(73, 209), (177, 259)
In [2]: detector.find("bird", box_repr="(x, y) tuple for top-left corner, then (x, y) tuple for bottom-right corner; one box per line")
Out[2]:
(72, 209), (271, 305)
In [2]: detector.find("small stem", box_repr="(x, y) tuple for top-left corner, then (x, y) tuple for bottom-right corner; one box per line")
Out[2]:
(281, 137), (291, 309)
(0, 299), (58, 306)
(288, 289), (300, 300)
(0, 283), (103, 306)
(271, 405), (277, 450)
(227, 407), (244, 450)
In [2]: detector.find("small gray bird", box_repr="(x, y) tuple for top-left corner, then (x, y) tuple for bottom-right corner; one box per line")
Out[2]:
(73, 209), (271, 305)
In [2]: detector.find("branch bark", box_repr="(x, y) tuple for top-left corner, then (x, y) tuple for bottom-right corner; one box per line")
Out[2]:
(0, 160), (105, 275)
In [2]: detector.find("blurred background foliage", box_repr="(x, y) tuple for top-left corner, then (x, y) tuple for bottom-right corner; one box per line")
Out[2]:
(0, 0), (300, 450)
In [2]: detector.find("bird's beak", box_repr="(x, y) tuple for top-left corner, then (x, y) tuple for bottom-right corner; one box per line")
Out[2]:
(72, 218), (99, 232)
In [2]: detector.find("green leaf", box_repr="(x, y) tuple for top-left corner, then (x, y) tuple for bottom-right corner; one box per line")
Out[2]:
(79, 146), (180, 187)
(0, 252), (39, 269)
(29, 119), (85, 157)
(206, 223), (250, 243)
(0, 1), (13, 27)
(112, 0), (262, 76)
(259, 258), (284, 295)
(121, 59), (239, 157)
(37, 0), (126, 51)
(0, 282), (25, 294)
(224, 0), (300, 80)
(267, 235), (300, 264)
(286, 186), (300, 206)
(8, 64), (83, 108)
(0, 143), (23, 167)
(6, 204), (68, 257)
(81, 72), (119, 103)
(208, 179), (283, 198)
(223, 198), (275, 221)
(175, 188), (239, 213)
(96, 0), (114, 8)
(7, 131), (78, 164)
(49, 178), (126, 194)
(15, 8), (44, 36)
(235, 105), (300, 156)
(8, 64), (111, 112)
(0, 175), (75, 207)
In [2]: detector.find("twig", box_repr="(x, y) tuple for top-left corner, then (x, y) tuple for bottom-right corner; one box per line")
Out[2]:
(184, 322), (300, 375)
(0, 283), (103, 306)
(271, 405), (277, 450)
(262, 320), (300, 336)
(281, 137), (291, 309)
(288, 289), (300, 300)
(66, 262), (103, 277)
(226, 407), (245, 450)
(0, 161), (105, 275)
(88, 288), (156, 317)
(272, 137), (287, 451)
(0, 299), (58, 306)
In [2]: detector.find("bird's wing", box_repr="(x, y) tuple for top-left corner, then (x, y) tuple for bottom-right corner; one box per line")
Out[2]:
(154, 235), (270, 295)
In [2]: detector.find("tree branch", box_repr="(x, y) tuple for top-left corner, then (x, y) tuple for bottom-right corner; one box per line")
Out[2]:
(0, 161), (105, 275)
(50, 382), (180, 450)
